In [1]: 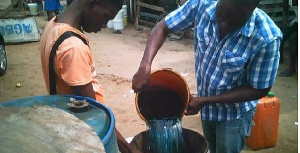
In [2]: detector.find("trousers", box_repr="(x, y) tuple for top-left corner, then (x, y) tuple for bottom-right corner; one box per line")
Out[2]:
(202, 109), (255, 153)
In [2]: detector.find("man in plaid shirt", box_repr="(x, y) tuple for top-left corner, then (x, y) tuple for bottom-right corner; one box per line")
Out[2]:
(132, 0), (282, 152)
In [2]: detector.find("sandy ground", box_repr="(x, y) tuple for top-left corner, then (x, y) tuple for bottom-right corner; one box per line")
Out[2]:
(0, 9), (298, 153)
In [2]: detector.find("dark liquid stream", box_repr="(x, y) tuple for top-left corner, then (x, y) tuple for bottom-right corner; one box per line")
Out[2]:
(138, 88), (186, 153)
(144, 117), (186, 153)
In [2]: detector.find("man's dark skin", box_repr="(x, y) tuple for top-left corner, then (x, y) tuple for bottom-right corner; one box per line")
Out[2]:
(132, 0), (271, 115)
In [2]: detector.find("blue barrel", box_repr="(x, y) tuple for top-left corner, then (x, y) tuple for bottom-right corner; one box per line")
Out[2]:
(1, 95), (119, 153)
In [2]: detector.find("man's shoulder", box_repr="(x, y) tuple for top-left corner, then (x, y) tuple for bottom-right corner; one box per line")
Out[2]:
(200, 0), (218, 9)
(202, 0), (218, 5)
(252, 8), (283, 42)
(42, 21), (88, 46)
(43, 19), (86, 39)
(183, 0), (217, 9)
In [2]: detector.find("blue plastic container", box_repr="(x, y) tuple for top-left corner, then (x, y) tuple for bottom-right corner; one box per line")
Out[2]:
(1, 95), (119, 153)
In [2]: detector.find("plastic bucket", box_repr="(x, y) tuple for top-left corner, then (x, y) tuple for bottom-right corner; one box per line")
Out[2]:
(130, 128), (208, 153)
(113, 10), (124, 30)
(1, 95), (119, 153)
(113, 19), (124, 30)
(122, 5), (128, 16)
(135, 69), (190, 121)
(107, 20), (114, 28)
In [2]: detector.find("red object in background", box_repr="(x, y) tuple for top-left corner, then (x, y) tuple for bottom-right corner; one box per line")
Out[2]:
(246, 92), (280, 150)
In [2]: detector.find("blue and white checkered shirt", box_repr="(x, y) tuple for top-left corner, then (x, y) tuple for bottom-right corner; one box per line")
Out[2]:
(165, 0), (282, 121)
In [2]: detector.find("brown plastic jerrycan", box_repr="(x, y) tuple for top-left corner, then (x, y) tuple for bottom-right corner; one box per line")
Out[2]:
(135, 68), (190, 121)
(246, 91), (280, 150)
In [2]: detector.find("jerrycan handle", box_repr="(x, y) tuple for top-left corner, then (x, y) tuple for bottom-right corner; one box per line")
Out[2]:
(162, 67), (172, 71)
(267, 91), (275, 97)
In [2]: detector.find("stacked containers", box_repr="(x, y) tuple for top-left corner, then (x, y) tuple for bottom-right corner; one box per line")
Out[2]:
(107, 5), (128, 30)
(113, 10), (124, 30)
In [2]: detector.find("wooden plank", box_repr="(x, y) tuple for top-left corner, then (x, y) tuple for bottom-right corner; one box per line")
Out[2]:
(263, 7), (283, 13)
(137, 1), (165, 12)
(135, 0), (166, 30)
(0, 11), (30, 18)
(134, 0), (137, 21)
(260, 4), (296, 14)
(260, 0), (283, 5)
(139, 19), (156, 27)
(271, 16), (284, 22)
(268, 16), (295, 22)
(135, 1), (141, 30)
(258, 0), (296, 27)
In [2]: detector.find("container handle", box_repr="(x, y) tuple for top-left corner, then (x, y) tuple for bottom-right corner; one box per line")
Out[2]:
(162, 67), (172, 71)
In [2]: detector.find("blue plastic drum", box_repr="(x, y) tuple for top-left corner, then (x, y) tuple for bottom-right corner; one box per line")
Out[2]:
(1, 95), (119, 153)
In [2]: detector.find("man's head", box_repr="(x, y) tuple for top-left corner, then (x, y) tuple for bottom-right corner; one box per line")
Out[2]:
(216, 0), (260, 36)
(79, 0), (123, 33)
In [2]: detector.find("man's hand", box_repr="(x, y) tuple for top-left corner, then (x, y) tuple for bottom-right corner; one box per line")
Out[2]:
(115, 128), (144, 153)
(132, 67), (151, 93)
(184, 96), (207, 115)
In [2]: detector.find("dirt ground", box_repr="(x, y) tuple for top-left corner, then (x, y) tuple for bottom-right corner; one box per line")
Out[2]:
(0, 9), (298, 153)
